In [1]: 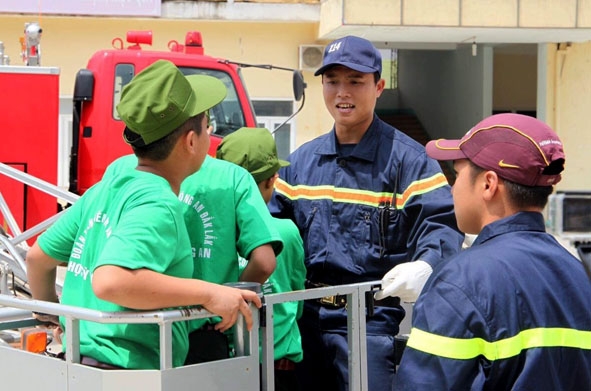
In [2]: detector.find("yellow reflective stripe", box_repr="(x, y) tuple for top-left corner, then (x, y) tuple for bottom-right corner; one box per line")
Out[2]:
(407, 327), (591, 361)
(397, 173), (448, 208)
(274, 173), (448, 209)
(274, 180), (392, 207)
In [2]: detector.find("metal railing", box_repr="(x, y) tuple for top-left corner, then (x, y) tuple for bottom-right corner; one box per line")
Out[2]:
(0, 282), (380, 391)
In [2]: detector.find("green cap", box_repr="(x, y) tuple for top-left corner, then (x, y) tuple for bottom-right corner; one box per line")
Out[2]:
(117, 59), (227, 146)
(216, 127), (290, 183)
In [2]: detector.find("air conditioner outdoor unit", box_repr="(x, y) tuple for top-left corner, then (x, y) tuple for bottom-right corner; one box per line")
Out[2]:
(299, 45), (324, 72)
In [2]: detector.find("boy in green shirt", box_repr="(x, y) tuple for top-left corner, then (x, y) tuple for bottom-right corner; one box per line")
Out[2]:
(25, 60), (261, 369)
(217, 127), (306, 391)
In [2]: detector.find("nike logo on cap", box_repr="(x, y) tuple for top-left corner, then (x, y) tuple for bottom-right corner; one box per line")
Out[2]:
(498, 160), (520, 169)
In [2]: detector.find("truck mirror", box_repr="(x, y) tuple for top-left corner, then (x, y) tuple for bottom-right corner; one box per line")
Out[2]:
(73, 69), (94, 102)
(292, 70), (306, 102)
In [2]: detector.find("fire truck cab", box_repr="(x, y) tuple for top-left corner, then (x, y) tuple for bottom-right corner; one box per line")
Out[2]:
(71, 30), (258, 195)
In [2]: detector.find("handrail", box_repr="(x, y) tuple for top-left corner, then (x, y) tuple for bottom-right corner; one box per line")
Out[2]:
(260, 281), (381, 391)
(0, 293), (255, 370)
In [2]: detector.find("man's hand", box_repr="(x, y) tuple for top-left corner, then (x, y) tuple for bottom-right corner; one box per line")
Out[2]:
(201, 286), (262, 333)
(375, 260), (432, 303)
(32, 311), (60, 327)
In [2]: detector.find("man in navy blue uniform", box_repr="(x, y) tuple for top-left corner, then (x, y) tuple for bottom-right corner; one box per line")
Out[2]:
(270, 35), (463, 391)
(395, 113), (591, 390)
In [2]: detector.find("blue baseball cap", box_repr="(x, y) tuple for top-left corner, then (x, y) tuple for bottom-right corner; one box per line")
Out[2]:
(314, 36), (382, 77)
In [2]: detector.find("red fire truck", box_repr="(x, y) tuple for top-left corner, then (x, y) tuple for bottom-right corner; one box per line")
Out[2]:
(0, 28), (305, 239)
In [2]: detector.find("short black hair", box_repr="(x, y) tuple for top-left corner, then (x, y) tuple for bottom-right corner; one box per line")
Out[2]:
(131, 112), (206, 161)
(468, 161), (553, 209)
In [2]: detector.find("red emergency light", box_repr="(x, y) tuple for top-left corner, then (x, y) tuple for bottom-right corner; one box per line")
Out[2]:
(184, 31), (204, 55)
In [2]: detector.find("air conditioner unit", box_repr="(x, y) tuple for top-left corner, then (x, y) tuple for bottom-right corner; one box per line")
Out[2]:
(299, 45), (324, 72)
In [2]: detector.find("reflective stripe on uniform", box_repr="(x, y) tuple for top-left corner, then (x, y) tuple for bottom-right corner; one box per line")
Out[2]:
(274, 173), (448, 209)
(407, 327), (591, 361)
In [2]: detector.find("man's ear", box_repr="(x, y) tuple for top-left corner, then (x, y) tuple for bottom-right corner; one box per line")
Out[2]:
(264, 173), (278, 190)
(183, 130), (197, 152)
(482, 171), (500, 201)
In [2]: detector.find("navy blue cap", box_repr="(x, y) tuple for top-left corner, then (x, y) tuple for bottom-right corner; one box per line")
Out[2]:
(314, 36), (382, 77)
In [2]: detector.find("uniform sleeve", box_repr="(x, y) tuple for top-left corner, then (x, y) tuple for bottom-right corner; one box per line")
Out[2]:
(395, 277), (489, 390)
(269, 164), (295, 220)
(37, 198), (84, 262)
(234, 170), (283, 257)
(397, 153), (463, 268)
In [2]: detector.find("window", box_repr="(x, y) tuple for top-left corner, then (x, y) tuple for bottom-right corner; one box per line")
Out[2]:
(113, 64), (135, 120)
(252, 100), (294, 160)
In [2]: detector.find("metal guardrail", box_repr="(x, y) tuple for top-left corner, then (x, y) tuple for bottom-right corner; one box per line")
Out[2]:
(261, 281), (379, 391)
(0, 294), (247, 370)
(0, 282), (381, 391)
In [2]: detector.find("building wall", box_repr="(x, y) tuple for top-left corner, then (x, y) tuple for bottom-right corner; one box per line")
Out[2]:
(321, 0), (591, 32)
(544, 42), (591, 190)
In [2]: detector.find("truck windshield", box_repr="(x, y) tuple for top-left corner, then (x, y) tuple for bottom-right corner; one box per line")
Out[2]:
(179, 67), (246, 137)
(112, 64), (246, 137)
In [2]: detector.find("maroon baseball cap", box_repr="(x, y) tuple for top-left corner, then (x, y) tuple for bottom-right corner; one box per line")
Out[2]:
(426, 113), (565, 186)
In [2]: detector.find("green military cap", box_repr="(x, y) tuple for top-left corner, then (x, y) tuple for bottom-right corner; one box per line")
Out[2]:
(216, 127), (290, 183)
(117, 59), (227, 146)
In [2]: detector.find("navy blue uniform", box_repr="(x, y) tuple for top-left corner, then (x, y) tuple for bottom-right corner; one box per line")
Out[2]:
(396, 212), (591, 391)
(270, 116), (463, 391)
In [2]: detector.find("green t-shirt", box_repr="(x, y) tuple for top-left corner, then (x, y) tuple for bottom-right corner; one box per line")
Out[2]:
(179, 156), (283, 330)
(240, 217), (306, 362)
(38, 160), (193, 369)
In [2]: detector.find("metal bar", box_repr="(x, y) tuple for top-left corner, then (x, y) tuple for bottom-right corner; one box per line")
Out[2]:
(0, 295), (214, 324)
(0, 162), (79, 204)
(249, 302), (259, 358)
(0, 235), (27, 276)
(65, 316), (80, 364)
(0, 192), (22, 237)
(357, 284), (369, 390)
(159, 320), (173, 369)
(10, 212), (64, 246)
(263, 281), (379, 305)
(348, 289), (361, 391)
(261, 301), (275, 391)
(0, 263), (9, 294)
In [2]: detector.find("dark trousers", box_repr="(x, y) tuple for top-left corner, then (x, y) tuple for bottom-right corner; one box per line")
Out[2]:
(184, 327), (230, 365)
(275, 367), (300, 391)
(296, 309), (397, 391)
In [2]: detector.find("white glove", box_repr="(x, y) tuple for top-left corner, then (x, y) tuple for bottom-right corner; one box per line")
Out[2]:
(374, 260), (432, 303)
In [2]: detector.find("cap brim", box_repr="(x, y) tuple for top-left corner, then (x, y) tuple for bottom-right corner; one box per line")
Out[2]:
(425, 139), (467, 161)
(186, 75), (227, 116)
(278, 159), (290, 167)
(314, 62), (379, 76)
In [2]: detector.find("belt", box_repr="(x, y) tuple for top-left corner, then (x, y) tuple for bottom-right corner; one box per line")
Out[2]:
(305, 280), (400, 309)
(274, 358), (296, 371)
(80, 355), (122, 370)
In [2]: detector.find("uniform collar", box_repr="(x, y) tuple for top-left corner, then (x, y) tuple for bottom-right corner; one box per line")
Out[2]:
(315, 114), (381, 162)
(474, 211), (546, 246)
